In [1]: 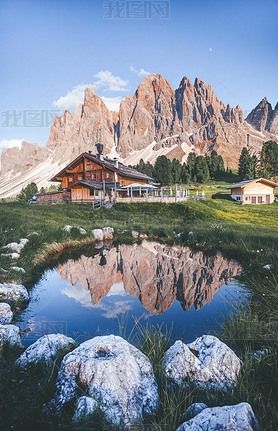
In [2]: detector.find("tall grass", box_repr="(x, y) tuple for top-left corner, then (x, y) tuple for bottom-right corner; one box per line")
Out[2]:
(0, 200), (278, 429)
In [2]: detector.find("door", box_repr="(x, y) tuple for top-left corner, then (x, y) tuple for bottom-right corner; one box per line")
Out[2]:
(251, 196), (256, 204)
(266, 195), (270, 204)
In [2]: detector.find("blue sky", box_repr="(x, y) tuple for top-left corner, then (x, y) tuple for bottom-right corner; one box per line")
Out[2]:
(1, 0), (278, 155)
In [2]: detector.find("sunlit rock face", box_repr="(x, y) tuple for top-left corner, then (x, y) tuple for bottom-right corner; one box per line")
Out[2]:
(57, 242), (241, 315)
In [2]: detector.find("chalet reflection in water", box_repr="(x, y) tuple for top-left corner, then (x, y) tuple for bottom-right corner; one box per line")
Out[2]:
(57, 242), (241, 315)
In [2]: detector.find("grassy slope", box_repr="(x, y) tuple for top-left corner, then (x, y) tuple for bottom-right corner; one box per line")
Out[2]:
(0, 198), (278, 430)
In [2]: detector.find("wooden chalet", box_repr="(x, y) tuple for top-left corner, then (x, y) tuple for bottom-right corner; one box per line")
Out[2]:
(230, 178), (278, 204)
(37, 144), (154, 203)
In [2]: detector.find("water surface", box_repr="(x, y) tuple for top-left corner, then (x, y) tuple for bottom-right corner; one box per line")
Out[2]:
(19, 241), (246, 346)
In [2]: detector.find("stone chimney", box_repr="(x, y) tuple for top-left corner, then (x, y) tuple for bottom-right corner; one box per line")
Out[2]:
(114, 157), (119, 168)
(96, 143), (104, 161)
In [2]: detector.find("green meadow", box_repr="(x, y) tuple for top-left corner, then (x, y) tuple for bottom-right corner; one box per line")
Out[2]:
(0, 196), (278, 430)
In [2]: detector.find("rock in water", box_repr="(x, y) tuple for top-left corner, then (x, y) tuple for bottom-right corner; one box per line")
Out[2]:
(92, 229), (104, 241)
(51, 335), (159, 426)
(15, 334), (76, 368)
(177, 402), (260, 431)
(0, 324), (22, 347)
(0, 303), (13, 324)
(0, 283), (29, 303)
(162, 335), (241, 390)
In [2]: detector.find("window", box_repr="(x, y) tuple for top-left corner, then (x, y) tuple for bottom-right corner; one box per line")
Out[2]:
(78, 175), (82, 180)
(92, 173), (96, 180)
(69, 177), (73, 182)
(258, 196), (262, 203)
(251, 196), (256, 204)
(236, 197), (241, 201)
(107, 172), (112, 179)
(245, 197), (248, 201)
(90, 189), (94, 196)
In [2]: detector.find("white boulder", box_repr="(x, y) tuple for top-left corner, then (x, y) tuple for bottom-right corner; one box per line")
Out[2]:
(1, 252), (20, 259)
(182, 403), (208, 421)
(92, 229), (104, 241)
(0, 303), (13, 324)
(162, 335), (241, 390)
(11, 266), (26, 274)
(3, 238), (28, 254)
(0, 324), (22, 347)
(63, 225), (72, 232)
(15, 334), (76, 368)
(0, 283), (29, 302)
(27, 232), (39, 237)
(52, 335), (159, 426)
(79, 228), (87, 235)
(103, 226), (114, 239)
(176, 402), (260, 431)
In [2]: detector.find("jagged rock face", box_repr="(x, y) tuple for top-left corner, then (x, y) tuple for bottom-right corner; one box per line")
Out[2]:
(267, 102), (278, 134)
(246, 97), (274, 132)
(48, 88), (117, 164)
(247, 97), (278, 135)
(0, 141), (48, 175)
(118, 74), (180, 156)
(1, 74), (277, 197)
(56, 242), (241, 315)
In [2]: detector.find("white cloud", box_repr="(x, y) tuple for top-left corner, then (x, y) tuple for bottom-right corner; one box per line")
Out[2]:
(53, 83), (90, 112)
(93, 70), (128, 92)
(101, 96), (123, 112)
(0, 138), (24, 152)
(53, 71), (128, 113)
(130, 66), (150, 77)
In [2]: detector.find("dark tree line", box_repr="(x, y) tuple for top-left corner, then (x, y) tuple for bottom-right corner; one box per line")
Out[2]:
(238, 140), (278, 180)
(132, 150), (227, 185)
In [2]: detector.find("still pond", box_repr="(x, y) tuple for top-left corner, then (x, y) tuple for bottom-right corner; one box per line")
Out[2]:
(19, 241), (247, 346)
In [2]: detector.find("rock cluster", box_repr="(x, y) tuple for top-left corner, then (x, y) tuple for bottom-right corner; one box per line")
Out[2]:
(2, 331), (259, 429)
(63, 225), (87, 235)
(92, 227), (114, 241)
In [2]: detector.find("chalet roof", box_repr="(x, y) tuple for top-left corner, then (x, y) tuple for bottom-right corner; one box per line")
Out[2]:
(67, 181), (103, 190)
(51, 152), (153, 182)
(230, 178), (278, 189)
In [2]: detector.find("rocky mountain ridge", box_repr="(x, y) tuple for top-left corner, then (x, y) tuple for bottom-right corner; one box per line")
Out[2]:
(1, 73), (277, 197)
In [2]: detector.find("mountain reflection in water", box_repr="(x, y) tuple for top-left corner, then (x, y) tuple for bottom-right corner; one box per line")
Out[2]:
(57, 241), (241, 315)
